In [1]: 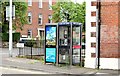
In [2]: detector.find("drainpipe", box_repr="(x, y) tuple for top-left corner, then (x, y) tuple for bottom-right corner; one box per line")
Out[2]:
(96, 0), (101, 69)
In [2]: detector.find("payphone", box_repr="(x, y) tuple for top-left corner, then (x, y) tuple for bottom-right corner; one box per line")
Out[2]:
(58, 25), (71, 64)
(45, 22), (82, 66)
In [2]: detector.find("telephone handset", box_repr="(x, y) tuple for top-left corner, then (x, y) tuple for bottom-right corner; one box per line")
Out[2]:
(64, 30), (68, 38)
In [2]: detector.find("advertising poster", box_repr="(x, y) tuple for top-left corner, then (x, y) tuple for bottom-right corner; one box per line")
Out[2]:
(73, 49), (80, 64)
(46, 48), (56, 63)
(46, 26), (56, 45)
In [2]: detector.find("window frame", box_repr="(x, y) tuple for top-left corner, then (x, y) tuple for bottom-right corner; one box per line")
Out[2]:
(91, 42), (96, 48)
(28, 29), (32, 38)
(28, 0), (32, 6)
(28, 12), (32, 24)
(91, 32), (96, 37)
(48, 15), (52, 23)
(38, 14), (42, 25)
(39, 0), (42, 8)
(49, 0), (52, 10)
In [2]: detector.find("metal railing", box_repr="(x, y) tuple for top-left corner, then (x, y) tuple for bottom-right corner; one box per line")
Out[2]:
(18, 40), (45, 57)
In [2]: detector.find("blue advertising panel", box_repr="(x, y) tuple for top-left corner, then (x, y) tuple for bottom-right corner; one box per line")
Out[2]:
(46, 26), (56, 46)
(46, 48), (56, 62)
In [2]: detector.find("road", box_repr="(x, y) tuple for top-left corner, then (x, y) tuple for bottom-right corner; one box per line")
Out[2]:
(0, 66), (50, 74)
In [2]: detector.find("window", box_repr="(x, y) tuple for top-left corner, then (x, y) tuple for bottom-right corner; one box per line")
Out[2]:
(28, 0), (32, 6)
(49, 0), (52, 10)
(28, 29), (32, 38)
(48, 15), (52, 23)
(39, 30), (44, 38)
(28, 12), (32, 24)
(91, 11), (96, 16)
(39, 0), (42, 8)
(91, 1), (97, 6)
(91, 53), (96, 57)
(91, 32), (96, 37)
(38, 14), (42, 25)
(91, 42), (96, 48)
(91, 22), (96, 27)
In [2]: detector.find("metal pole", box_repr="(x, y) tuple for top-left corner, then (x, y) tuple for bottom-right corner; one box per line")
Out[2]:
(97, 1), (101, 69)
(96, 8), (99, 68)
(70, 23), (73, 65)
(80, 25), (82, 67)
(31, 46), (32, 59)
(9, 0), (12, 57)
(56, 24), (59, 65)
(96, 0), (101, 69)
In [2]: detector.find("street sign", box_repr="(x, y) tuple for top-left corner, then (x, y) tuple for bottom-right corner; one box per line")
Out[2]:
(6, 5), (15, 20)
(17, 43), (24, 48)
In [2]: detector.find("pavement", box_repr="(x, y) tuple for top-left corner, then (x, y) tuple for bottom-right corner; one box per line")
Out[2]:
(0, 48), (120, 75)
(1, 57), (97, 74)
(1, 57), (120, 75)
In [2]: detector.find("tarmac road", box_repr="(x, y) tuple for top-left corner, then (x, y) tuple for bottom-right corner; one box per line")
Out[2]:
(0, 66), (50, 74)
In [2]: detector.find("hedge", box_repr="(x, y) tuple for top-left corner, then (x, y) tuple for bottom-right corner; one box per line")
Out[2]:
(13, 32), (20, 42)
(1, 32), (20, 42)
(24, 40), (37, 47)
(1, 33), (9, 42)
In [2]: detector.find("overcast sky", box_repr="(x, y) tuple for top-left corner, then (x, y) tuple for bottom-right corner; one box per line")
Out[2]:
(71, 0), (85, 4)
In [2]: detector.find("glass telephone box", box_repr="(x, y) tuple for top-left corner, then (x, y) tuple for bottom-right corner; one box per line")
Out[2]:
(58, 25), (71, 64)
(58, 22), (82, 65)
(45, 22), (82, 66)
(72, 26), (81, 64)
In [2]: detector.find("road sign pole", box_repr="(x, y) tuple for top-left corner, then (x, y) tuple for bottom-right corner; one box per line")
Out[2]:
(9, 0), (12, 57)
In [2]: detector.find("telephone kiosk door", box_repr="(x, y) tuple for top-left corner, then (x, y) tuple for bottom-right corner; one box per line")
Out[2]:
(72, 25), (82, 65)
(58, 25), (71, 64)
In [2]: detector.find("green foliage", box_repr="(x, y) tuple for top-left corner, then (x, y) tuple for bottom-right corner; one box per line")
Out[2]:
(13, 32), (20, 42)
(1, 32), (20, 42)
(13, 2), (28, 30)
(0, 1), (28, 32)
(2, 23), (9, 33)
(52, 1), (86, 32)
(24, 40), (37, 47)
(1, 33), (9, 42)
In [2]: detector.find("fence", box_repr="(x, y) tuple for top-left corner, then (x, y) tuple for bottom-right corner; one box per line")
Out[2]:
(18, 40), (45, 57)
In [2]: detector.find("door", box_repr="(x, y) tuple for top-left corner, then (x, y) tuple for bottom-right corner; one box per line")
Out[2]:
(72, 26), (81, 65)
(39, 30), (44, 48)
(58, 25), (71, 64)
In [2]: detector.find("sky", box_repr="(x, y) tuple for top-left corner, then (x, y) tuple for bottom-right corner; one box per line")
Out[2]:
(71, 0), (85, 4)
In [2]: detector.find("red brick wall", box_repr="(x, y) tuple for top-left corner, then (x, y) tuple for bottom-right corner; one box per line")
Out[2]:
(118, 2), (120, 58)
(100, 2), (120, 58)
(16, 1), (55, 38)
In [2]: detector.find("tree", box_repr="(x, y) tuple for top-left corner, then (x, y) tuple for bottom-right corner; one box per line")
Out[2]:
(0, 0), (28, 33)
(52, 1), (86, 32)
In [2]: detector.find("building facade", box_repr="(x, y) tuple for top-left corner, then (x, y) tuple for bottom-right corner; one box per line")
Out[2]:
(16, 0), (55, 40)
(85, 0), (120, 70)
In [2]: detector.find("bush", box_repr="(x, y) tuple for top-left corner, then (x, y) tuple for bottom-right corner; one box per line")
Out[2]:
(13, 32), (20, 42)
(24, 40), (37, 47)
(1, 33), (9, 42)
(1, 32), (20, 42)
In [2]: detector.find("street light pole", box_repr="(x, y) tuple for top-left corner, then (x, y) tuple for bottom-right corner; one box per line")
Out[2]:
(9, 0), (12, 57)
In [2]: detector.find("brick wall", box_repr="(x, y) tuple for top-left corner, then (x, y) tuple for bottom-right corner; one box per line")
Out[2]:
(16, 1), (55, 38)
(100, 2), (120, 58)
(118, 2), (120, 58)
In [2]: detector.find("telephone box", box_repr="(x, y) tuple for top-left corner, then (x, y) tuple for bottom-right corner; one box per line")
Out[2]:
(45, 22), (82, 65)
